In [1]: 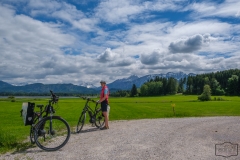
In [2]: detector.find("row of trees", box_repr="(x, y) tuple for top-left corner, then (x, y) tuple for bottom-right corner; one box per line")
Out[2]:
(111, 69), (240, 97)
(185, 69), (240, 95)
(111, 77), (178, 97)
(140, 77), (178, 96)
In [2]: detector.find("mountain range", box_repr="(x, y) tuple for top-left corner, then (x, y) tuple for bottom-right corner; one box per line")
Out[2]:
(107, 72), (195, 90)
(0, 72), (195, 94)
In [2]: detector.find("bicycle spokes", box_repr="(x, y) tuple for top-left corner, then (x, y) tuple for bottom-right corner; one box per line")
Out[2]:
(95, 110), (105, 128)
(76, 113), (86, 133)
(34, 116), (70, 151)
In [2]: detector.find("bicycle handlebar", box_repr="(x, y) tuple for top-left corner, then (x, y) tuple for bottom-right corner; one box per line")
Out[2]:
(81, 96), (98, 103)
(50, 90), (59, 103)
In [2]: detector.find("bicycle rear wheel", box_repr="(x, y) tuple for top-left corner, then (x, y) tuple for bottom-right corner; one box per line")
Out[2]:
(95, 109), (105, 128)
(34, 116), (70, 151)
(76, 112), (86, 133)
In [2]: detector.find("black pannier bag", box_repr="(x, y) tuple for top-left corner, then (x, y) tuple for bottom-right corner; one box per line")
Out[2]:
(21, 102), (35, 126)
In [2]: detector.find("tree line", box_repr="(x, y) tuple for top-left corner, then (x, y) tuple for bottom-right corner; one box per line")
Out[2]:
(111, 69), (240, 97)
(184, 69), (240, 96)
(1, 69), (239, 97)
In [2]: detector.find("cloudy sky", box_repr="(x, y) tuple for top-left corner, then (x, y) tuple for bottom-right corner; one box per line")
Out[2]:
(0, 0), (240, 86)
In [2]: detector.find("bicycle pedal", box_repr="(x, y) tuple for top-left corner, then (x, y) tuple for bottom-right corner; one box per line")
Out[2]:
(38, 129), (46, 136)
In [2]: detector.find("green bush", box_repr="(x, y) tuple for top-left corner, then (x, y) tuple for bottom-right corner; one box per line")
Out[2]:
(198, 85), (211, 101)
(8, 96), (15, 99)
(214, 97), (224, 101)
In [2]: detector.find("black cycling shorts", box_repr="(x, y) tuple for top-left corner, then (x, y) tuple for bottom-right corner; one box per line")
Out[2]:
(101, 101), (108, 112)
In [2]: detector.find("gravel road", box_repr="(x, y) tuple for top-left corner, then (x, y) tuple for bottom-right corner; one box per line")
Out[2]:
(1, 116), (240, 160)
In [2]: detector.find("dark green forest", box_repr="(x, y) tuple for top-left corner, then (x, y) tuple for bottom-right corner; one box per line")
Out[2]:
(111, 69), (240, 97)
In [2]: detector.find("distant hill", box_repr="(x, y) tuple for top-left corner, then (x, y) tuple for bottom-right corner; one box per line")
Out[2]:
(0, 81), (97, 94)
(0, 72), (195, 94)
(0, 80), (13, 89)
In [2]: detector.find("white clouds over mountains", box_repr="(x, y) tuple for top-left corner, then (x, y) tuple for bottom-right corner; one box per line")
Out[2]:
(0, 0), (240, 86)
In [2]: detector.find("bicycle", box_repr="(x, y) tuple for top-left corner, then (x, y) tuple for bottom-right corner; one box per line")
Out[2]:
(23, 90), (71, 151)
(76, 97), (105, 133)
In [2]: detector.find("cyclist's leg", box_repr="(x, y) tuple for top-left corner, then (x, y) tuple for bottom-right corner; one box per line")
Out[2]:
(101, 102), (109, 129)
(102, 111), (109, 128)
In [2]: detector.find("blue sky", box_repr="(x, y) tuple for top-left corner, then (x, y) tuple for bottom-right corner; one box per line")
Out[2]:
(0, 0), (240, 86)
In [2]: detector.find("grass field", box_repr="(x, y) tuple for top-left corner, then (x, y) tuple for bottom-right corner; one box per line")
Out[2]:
(0, 95), (240, 153)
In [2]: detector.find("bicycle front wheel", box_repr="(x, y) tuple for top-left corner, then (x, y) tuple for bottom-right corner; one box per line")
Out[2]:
(76, 112), (86, 133)
(30, 126), (35, 144)
(34, 116), (70, 151)
(95, 109), (105, 128)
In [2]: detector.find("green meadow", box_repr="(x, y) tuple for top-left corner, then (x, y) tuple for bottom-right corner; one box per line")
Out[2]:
(0, 95), (240, 153)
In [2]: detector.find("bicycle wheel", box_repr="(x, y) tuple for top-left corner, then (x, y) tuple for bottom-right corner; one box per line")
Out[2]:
(30, 114), (39, 144)
(30, 126), (35, 144)
(76, 112), (86, 133)
(95, 109), (105, 128)
(34, 116), (70, 151)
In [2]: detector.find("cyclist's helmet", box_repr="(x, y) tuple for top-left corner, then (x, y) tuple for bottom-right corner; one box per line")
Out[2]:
(100, 80), (106, 84)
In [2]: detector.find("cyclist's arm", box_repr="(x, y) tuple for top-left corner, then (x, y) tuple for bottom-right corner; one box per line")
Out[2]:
(99, 94), (107, 103)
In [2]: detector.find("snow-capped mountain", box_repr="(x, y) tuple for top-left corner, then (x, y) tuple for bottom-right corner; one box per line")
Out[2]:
(107, 72), (195, 90)
(79, 82), (96, 88)
(11, 82), (30, 86)
(113, 75), (139, 83)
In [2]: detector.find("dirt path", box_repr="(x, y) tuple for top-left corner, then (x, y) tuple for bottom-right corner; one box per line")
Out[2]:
(1, 117), (240, 160)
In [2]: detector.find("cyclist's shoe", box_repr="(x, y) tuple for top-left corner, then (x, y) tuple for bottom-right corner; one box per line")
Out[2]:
(100, 126), (109, 130)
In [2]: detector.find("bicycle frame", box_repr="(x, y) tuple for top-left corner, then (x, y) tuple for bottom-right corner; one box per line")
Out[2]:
(83, 99), (94, 111)
(82, 98), (97, 122)
(46, 99), (56, 133)
(76, 97), (104, 133)
(30, 90), (70, 151)
(30, 91), (59, 140)
(33, 101), (54, 124)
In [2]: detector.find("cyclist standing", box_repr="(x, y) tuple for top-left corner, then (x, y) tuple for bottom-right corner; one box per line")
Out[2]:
(98, 80), (110, 130)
